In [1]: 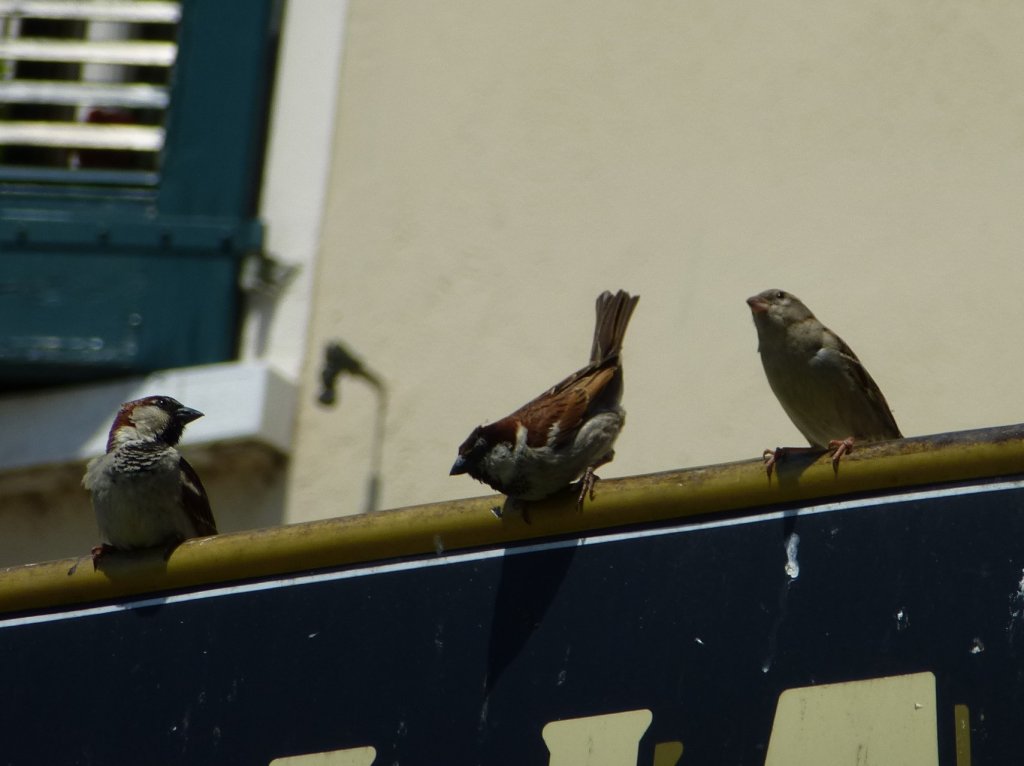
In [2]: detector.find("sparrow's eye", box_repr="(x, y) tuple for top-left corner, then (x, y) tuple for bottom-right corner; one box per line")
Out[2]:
(775, 291), (785, 300)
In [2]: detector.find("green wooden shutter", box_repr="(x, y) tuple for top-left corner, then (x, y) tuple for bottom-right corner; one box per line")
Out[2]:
(0, 0), (278, 388)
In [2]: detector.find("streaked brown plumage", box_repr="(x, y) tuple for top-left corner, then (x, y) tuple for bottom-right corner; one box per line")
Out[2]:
(83, 396), (217, 566)
(451, 290), (639, 515)
(747, 289), (901, 474)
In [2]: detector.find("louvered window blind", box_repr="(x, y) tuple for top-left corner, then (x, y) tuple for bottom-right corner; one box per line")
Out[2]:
(0, 0), (278, 388)
(0, 0), (178, 184)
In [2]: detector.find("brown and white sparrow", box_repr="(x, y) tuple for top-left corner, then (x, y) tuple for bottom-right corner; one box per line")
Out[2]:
(747, 289), (902, 475)
(83, 396), (218, 566)
(451, 289), (639, 516)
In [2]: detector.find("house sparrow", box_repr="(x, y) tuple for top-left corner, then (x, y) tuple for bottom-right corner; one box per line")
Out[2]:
(82, 396), (218, 566)
(747, 289), (902, 475)
(451, 289), (639, 517)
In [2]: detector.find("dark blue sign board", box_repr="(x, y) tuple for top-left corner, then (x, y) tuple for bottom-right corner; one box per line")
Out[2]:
(1, 476), (1021, 764)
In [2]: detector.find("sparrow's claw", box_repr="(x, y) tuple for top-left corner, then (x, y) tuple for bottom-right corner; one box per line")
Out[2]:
(495, 497), (530, 523)
(828, 437), (856, 472)
(761, 445), (822, 480)
(90, 543), (116, 571)
(576, 452), (614, 510)
(67, 552), (93, 576)
(577, 467), (600, 511)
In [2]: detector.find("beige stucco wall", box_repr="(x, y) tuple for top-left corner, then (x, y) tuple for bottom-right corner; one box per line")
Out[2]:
(286, 0), (1024, 520)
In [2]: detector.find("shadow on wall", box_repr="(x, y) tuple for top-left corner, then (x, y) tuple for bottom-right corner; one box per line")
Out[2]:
(317, 340), (388, 514)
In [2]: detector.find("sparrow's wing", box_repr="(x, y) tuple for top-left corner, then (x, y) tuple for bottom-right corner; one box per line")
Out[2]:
(516, 362), (618, 449)
(179, 456), (218, 536)
(828, 331), (902, 439)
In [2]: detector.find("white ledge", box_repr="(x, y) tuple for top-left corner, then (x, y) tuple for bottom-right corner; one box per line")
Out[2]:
(0, 361), (295, 471)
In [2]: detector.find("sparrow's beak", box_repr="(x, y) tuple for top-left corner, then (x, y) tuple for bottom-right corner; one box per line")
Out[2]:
(746, 295), (768, 314)
(176, 406), (204, 424)
(450, 455), (468, 475)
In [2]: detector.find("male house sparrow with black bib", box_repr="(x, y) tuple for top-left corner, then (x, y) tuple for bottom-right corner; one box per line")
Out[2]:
(451, 289), (639, 517)
(83, 396), (218, 566)
(747, 289), (902, 475)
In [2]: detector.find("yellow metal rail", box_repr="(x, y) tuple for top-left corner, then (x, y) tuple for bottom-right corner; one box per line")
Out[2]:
(1, 423), (1022, 615)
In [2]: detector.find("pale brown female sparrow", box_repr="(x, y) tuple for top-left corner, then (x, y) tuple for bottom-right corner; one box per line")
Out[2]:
(747, 289), (901, 475)
(451, 290), (639, 516)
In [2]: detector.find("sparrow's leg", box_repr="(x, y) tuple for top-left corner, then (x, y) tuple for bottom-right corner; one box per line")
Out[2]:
(576, 452), (614, 510)
(762, 446), (818, 480)
(90, 543), (116, 570)
(496, 496), (531, 523)
(827, 437), (856, 472)
(67, 552), (94, 576)
(577, 468), (599, 510)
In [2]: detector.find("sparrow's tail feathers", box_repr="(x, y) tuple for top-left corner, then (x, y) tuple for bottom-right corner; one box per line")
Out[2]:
(590, 290), (639, 363)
